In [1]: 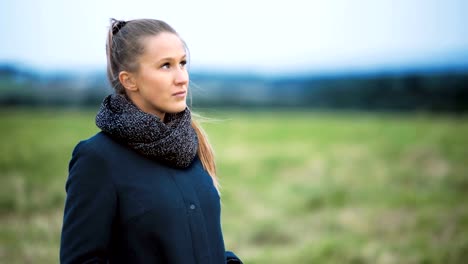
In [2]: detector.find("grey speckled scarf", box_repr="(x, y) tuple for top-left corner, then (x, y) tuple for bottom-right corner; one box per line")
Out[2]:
(95, 94), (198, 168)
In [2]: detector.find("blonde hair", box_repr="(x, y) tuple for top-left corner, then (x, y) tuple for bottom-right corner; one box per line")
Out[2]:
(191, 119), (219, 190)
(106, 18), (219, 192)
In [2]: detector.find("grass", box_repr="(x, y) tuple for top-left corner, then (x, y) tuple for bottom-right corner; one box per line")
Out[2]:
(0, 108), (467, 263)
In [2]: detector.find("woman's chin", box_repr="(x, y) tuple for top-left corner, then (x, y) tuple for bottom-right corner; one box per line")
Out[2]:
(168, 103), (187, 114)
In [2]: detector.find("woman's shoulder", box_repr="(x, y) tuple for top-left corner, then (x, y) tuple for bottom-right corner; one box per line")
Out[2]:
(71, 131), (138, 166)
(66, 132), (117, 198)
(72, 132), (117, 156)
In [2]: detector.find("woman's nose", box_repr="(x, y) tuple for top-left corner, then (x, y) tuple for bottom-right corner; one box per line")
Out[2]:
(174, 68), (189, 85)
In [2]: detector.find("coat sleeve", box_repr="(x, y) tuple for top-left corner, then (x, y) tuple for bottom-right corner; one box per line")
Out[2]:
(226, 250), (243, 264)
(60, 141), (117, 264)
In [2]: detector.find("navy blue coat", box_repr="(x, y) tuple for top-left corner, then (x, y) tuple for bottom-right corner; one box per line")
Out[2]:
(60, 132), (241, 263)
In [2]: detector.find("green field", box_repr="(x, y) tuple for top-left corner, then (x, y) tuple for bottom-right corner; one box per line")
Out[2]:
(1, 108), (467, 263)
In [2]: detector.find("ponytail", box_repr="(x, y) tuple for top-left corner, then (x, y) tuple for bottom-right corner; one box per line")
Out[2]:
(191, 119), (220, 193)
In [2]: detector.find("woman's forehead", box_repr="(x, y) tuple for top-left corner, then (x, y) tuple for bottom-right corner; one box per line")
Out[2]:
(140, 33), (186, 60)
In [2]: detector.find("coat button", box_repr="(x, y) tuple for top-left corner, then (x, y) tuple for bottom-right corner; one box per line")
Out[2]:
(189, 204), (196, 210)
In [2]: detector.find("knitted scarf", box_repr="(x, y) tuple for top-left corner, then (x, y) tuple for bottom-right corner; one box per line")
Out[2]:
(95, 94), (198, 168)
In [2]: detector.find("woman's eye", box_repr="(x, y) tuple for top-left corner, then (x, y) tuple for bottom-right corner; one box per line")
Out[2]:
(161, 63), (170, 69)
(180, 60), (187, 67)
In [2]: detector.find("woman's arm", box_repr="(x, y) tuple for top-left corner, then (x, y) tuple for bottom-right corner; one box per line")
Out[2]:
(60, 141), (117, 264)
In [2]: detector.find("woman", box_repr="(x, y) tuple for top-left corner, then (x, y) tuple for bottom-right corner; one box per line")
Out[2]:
(60, 18), (242, 264)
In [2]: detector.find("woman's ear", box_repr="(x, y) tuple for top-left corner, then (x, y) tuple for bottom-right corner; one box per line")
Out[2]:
(119, 71), (138, 92)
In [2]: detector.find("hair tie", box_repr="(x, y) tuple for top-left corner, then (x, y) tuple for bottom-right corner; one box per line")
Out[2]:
(112, 20), (127, 35)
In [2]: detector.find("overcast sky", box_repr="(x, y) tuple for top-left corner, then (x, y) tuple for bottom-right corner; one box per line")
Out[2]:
(1, 0), (467, 74)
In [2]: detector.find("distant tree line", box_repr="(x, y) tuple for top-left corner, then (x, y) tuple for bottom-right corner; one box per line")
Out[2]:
(1, 64), (467, 113)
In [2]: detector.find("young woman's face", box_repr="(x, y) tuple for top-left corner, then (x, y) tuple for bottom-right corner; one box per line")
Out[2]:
(130, 32), (189, 120)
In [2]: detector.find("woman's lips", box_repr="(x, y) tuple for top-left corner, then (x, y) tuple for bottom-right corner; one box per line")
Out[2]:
(172, 91), (186, 97)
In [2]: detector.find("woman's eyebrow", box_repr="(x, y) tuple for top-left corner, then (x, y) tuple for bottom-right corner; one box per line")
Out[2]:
(157, 54), (187, 62)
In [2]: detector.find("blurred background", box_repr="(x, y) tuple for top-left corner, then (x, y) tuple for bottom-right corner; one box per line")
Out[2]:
(1, 0), (467, 263)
